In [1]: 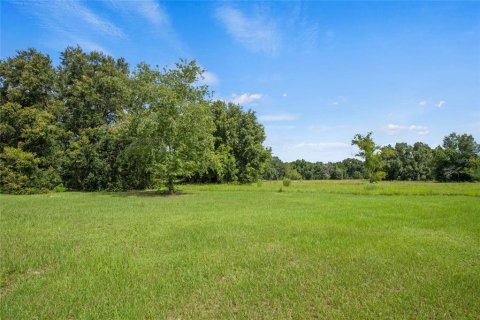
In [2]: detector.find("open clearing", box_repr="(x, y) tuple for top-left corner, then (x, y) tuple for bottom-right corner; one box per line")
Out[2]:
(1, 181), (479, 319)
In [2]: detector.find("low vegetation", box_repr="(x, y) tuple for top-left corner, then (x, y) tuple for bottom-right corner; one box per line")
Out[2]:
(1, 180), (479, 319)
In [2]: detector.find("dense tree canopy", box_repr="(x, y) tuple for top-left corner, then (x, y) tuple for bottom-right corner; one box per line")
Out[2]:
(0, 47), (270, 193)
(433, 133), (480, 182)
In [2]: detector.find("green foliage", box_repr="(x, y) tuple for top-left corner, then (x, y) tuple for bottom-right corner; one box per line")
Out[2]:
(189, 100), (269, 184)
(373, 171), (387, 182)
(53, 184), (67, 193)
(352, 132), (382, 183)
(283, 177), (291, 187)
(380, 142), (434, 181)
(433, 133), (480, 182)
(263, 156), (285, 180)
(0, 147), (60, 194)
(0, 147), (39, 194)
(0, 47), (270, 194)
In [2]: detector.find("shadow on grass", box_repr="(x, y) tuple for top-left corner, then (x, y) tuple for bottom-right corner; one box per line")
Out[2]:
(108, 190), (192, 198)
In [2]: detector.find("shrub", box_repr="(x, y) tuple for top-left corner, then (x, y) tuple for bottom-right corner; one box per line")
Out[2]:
(0, 147), (39, 194)
(283, 177), (291, 187)
(0, 147), (61, 194)
(373, 171), (387, 182)
(53, 184), (67, 193)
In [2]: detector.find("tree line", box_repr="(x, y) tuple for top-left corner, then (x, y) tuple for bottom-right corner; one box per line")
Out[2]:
(1, 47), (479, 194)
(0, 47), (269, 194)
(264, 132), (479, 182)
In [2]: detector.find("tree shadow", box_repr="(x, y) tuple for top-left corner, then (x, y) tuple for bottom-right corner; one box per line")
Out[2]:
(109, 190), (192, 198)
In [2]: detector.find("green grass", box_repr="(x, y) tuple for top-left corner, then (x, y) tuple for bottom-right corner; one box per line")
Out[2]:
(1, 180), (479, 319)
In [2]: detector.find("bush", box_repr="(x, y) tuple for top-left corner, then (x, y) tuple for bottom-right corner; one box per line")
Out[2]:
(0, 147), (61, 194)
(283, 177), (291, 187)
(373, 171), (387, 182)
(0, 147), (39, 194)
(53, 184), (67, 193)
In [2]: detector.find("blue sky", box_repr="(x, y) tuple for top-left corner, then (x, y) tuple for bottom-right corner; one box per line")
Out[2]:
(1, 1), (479, 162)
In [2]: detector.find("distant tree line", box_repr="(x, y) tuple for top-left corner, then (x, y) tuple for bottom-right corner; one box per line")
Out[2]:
(0, 47), (269, 194)
(264, 133), (480, 182)
(264, 157), (364, 181)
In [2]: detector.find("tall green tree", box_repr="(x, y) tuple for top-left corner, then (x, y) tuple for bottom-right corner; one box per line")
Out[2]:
(196, 100), (269, 183)
(57, 47), (131, 190)
(0, 49), (63, 193)
(57, 47), (130, 133)
(352, 132), (383, 182)
(434, 133), (480, 181)
(126, 61), (215, 193)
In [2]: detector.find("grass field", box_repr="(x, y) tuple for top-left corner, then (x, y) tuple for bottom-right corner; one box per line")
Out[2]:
(1, 180), (479, 319)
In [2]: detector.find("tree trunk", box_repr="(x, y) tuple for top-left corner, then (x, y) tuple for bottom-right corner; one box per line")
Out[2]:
(167, 177), (175, 194)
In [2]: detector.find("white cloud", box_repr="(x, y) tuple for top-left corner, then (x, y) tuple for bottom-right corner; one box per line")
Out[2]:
(230, 93), (262, 105)
(384, 124), (403, 131)
(199, 71), (219, 85)
(214, 6), (280, 54)
(294, 142), (351, 152)
(383, 124), (430, 135)
(408, 125), (428, 131)
(418, 100), (427, 106)
(437, 100), (446, 108)
(282, 93), (288, 97)
(259, 113), (297, 121)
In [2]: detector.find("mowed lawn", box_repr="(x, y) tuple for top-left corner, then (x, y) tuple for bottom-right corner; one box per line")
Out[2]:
(1, 181), (479, 319)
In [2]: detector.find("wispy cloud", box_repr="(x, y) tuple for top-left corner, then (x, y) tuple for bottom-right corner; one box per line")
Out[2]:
(214, 3), (319, 55)
(294, 142), (351, 151)
(418, 100), (427, 106)
(135, 0), (169, 25)
(28, 0), (125, 38)
(230, 93), (262, 105)
(107, 0), (186, 54)
(437, 100), (446, 108)
(214, 5), (280, 54)
(12, 0), (125, 53)
(107, 0), (168, 26)
(259, 113), (297, 121)
(383, 124), (429, 136)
